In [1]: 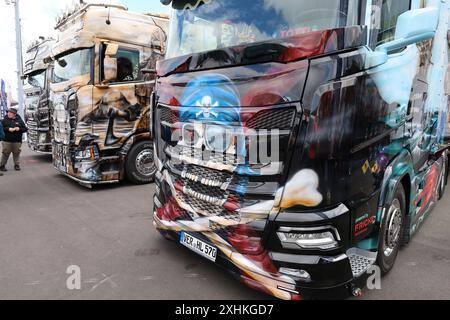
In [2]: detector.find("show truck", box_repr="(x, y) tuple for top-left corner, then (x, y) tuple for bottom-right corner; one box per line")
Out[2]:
(152, 0), (450, 299)
(23, 37), (55, 154)
(47, 3), (168, 186)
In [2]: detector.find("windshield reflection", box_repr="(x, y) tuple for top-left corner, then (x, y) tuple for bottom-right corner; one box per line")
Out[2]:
(167, 0), (362, 58)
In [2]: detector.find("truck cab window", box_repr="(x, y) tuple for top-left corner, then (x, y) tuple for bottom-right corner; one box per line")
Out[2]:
(53, 48), (92, 83)
(27, 70), (46, 89)
(103, 47), (140, 83)
(376, 0), (410, 46)
(166, 0), (362, 58)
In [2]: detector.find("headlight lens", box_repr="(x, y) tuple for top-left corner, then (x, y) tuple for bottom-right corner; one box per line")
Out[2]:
(277, 227), (340, 250)
(39, 133), (47, 144)
(75, 146), (99, 161)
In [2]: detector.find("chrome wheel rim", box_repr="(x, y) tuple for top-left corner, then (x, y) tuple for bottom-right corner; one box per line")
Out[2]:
(384, 199), (402, 257)
(135, 149), (155, 177)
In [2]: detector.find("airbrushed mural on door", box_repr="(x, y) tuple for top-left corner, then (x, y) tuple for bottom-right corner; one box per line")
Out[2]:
(153, 0), (450, 299)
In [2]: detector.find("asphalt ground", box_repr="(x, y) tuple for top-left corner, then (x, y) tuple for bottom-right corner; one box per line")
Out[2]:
(0, 147), (449, 300)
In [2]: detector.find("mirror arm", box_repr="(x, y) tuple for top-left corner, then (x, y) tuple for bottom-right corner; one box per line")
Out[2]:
(141, 68), (157, 75)
(376, 32), (436, 54)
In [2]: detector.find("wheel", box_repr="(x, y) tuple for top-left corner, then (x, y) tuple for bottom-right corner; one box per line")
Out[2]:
(377, 184), (406, 275)
(438, 154), (448, 200)
(125, 141), (156, 184)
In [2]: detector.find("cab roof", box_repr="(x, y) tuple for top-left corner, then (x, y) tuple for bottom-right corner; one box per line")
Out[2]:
(51, 3), (169, 58)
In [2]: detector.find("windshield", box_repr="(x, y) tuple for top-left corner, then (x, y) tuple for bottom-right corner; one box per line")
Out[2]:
(166, 0), (363, 58)
(53, 48), (92, 83)
(27, 70), (46, 89)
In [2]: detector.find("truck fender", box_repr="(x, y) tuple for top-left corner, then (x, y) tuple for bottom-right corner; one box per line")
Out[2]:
(120, 132), (152, 157)
(377, 150), (414, 223)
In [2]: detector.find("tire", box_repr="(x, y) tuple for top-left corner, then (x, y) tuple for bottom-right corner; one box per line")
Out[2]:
(438, 154), (448, 200)
(377, 184), (406, 275)
(125, 141), (156, 184)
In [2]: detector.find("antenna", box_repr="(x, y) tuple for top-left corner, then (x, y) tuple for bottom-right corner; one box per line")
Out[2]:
(106, 0), (112, 25)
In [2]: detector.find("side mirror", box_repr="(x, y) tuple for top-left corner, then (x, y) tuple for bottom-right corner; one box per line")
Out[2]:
(103, 43), (119, 83)
(103, 57), (118, 83)
(376, 7), (439, 54)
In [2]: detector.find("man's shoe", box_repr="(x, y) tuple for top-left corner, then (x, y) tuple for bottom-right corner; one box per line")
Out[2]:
(14, 165), (21, 171)
(0, 172), (3, 176)
(0, 166), (6, 172)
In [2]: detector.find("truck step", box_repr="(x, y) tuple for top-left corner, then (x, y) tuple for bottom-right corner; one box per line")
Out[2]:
(101, 156), (120, 162)
(101, 171), (120, 176)
(347, 248), (377, 278)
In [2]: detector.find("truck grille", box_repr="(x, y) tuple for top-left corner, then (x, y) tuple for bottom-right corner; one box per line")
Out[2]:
(246, 108), (296, 130)
(157, 102), (299, 224)
(160, 106), (179, 124)
(173, 163), (232, 186)
(167, 145), (241, 169)
(176, 191), (229, 217)
(159, 105), (296, 130)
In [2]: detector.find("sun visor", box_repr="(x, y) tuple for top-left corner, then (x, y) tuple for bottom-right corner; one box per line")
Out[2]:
(51, 31), (96, 59)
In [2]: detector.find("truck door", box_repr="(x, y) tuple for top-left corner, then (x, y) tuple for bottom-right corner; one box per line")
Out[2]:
(443, 30), (450, 143)
(371, 0), (431, 171)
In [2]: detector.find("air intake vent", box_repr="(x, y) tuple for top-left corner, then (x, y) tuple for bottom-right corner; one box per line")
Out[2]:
(246, 108), (296, 130)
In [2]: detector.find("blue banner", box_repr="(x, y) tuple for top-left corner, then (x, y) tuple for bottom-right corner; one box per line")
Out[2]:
(0, 79), (7, 119)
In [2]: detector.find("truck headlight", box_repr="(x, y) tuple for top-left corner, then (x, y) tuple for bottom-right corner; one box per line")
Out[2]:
(39, 133), (47, 144)
(75, 146), (99, 161)
(279, 268), (311, 281)
(277, 226), (340, 250)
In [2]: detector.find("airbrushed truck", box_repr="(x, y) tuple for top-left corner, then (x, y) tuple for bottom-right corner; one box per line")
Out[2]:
(153, 0), (450, 299)
(47, 3), (168, 186)
(23, 37), (55, 154)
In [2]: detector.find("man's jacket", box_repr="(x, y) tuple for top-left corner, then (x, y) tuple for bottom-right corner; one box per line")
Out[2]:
(0, 121), (4, 141)
(2, 115), (27, 143)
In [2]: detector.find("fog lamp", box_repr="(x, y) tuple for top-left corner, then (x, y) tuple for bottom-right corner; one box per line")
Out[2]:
(75, 146), (99, 161)
(277, 228), (339, 250)
(39, 133), (47, 144)
(279, 268), (311, 281)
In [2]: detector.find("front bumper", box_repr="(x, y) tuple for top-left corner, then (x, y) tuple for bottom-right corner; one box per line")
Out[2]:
(54, 167), (120, 187)
(28, 141), (52, 154)
(26, 127), (52, 154)
(153, 194), (376, 300)
(52, 142), (122, 186)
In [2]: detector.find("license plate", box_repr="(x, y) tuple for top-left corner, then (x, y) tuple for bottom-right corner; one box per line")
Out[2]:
(180, 232), (217, 262)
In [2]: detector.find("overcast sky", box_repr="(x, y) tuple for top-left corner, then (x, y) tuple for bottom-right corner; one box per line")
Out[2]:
(0, 0), (170, 100)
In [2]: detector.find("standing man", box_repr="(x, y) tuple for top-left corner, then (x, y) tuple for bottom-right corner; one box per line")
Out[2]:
(0, 106), (27, 172)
